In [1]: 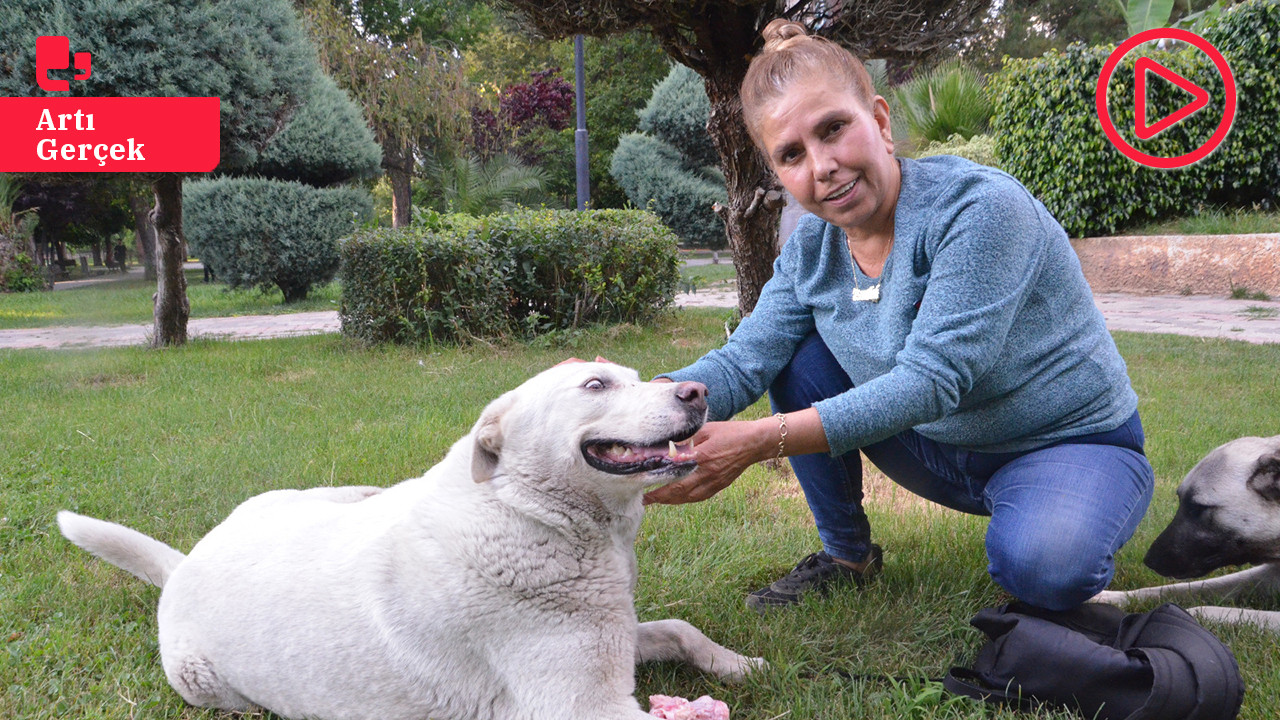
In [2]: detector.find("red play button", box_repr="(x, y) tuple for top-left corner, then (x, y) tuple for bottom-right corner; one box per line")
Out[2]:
(1133, 57), (1210, 140)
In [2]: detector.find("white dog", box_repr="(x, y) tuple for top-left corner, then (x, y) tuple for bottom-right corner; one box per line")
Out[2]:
(1092, 435), (1280, 631)
(59, 361), (761, 720)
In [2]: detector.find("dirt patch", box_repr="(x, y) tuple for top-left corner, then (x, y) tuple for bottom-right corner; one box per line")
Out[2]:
(757, 453), (940, 514)
(82, 372), (146, 389)
(268, 368), (317, 383)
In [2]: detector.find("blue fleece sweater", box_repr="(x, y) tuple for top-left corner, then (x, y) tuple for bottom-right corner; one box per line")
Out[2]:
(664, 155), (1138, 455)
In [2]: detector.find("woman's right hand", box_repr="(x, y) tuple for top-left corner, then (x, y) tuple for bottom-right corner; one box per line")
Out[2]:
(643, 419), (772, 505)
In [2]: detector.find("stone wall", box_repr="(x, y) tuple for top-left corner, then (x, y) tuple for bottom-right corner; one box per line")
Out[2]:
(1071, 234), (1280, 295)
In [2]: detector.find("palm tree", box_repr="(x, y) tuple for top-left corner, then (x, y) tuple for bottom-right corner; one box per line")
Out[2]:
(892, 61), (992, 149)
(421, 153), (553, 215)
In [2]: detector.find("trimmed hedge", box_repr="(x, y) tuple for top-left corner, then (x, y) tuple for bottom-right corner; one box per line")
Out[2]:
(339, 216), (508, 345)
(991, 0), (1278, 237)
(185, 178), (372, 302)
(340, 209), (681, 345)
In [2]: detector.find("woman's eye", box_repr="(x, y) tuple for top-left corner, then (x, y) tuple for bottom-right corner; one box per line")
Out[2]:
(825, 122), (844, 138)
(584, 379), (605, 390)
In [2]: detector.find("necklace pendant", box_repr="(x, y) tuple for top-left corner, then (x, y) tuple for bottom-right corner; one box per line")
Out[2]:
(850, 285), (880, 303)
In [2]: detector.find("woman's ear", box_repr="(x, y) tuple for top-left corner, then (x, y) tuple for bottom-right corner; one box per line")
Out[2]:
(873, 95), (894, 153)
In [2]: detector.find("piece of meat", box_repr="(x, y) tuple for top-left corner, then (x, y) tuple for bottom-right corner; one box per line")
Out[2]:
(648, 694), (730, 720)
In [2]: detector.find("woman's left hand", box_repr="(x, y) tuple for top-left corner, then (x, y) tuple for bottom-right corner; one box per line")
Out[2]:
(643, 419), (771, 505)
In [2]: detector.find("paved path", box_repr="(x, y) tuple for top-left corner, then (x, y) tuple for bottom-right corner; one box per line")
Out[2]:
(0, 311), (341, 350)
(1, 292), (1278, 350)
(675, 290), (1280, 345)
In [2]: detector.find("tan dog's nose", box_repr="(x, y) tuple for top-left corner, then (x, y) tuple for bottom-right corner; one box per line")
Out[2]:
(674, 381), (708, 413)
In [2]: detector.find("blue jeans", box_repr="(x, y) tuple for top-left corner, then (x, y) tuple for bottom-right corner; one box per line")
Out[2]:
(768, 332), (1155, 610)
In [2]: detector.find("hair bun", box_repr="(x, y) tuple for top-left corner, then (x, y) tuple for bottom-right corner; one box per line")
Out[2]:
(760, 19), (809, 53)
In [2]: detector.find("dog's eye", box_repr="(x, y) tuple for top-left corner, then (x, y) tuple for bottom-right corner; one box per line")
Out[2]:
(583, 378), (605, 391)
(1183, 499), (1213, 519)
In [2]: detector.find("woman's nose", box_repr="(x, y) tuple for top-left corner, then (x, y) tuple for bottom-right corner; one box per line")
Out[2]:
(809, 146), (838, 179)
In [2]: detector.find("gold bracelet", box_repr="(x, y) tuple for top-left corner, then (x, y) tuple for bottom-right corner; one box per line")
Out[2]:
(774, 412), (788, 458)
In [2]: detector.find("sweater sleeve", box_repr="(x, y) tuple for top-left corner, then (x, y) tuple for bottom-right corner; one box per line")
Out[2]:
(814, 171), (1054, 455)
(660, 249), (816, 421)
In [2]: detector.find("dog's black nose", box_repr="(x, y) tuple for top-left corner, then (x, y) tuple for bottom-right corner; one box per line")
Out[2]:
(674, 382), (708, 412)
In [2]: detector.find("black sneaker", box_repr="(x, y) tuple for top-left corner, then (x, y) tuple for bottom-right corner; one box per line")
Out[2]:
(745, 545), (883, 612)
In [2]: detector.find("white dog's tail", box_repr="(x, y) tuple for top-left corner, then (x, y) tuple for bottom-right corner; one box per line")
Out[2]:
(57, 511), (186, 588)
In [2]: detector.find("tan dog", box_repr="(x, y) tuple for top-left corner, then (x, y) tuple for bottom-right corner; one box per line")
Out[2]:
(1092, 435), (1280, 631)
(59, 361), (762, 720)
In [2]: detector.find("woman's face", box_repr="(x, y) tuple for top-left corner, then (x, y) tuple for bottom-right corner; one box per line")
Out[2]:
(757, 75), (899, 241)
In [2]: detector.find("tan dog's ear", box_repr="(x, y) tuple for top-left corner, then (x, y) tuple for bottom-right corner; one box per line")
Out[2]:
(472, 392), (517, 483)
(1247, 451), (1280, 502)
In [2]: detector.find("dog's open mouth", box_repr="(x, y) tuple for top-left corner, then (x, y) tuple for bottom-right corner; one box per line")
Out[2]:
(582, 436), (697, 476)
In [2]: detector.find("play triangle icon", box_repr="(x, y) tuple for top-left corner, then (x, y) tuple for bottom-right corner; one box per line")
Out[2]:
(1134, 57), (1210, 140)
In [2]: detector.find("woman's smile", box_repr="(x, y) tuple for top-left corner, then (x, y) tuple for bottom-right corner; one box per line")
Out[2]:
(822, 177), (860, 205)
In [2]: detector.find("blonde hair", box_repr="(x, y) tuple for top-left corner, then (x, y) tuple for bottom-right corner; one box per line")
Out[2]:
(741, 19), (876, 147)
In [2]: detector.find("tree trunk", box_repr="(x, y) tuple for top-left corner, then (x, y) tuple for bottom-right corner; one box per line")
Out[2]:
(384, 142), (413, 228)
(703, 72), (783, 318)
(130, 191), (157, 281)
(151, 174), (189, 347)
(654, 5), (784, 318)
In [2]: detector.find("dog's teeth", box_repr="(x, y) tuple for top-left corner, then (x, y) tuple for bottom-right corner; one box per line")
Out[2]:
(620, 447), (633, 458)
(669, 440), (677, 458)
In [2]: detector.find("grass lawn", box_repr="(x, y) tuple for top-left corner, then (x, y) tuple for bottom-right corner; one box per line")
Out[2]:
(0, 269), (341, 329)
(1121, 207), (1280, 236)
(680, 262), (738, 290)
(3, 314), (1279, 719)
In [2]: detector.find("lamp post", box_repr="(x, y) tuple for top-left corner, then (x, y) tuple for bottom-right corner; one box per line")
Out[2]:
(573, 34), (589, 211)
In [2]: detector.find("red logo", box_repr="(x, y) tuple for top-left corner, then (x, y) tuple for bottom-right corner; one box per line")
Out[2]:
(0, 36), (220, 172)
(36, 35), (92, 92)
(1133, 57), (1209, 140)
(1095, 28), (1236, 169)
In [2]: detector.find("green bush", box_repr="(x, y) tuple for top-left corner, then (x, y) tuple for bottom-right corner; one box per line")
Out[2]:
(991, 0), (1279, 237)
(339, 209), (681, 345)
(892, 61), (992, 147)
(913, 134), (1000, 168)
(339, 216), (509, 345)
(255, 74), (382, 187)
(611, 133), (727, 247)
(483, 208), (682, 333)
(185, 178), (372, 302)
(610, 64), (727, 250)
(1200, 0), (1280, 204)
(638, 63), (720, 169)
(1, 251), (44, 293)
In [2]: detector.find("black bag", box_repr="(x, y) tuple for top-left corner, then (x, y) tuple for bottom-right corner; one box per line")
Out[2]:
(943, 601), (1244, 720)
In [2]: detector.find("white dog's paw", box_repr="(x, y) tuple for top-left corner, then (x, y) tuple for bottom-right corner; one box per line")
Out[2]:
(717, 654), (767, 683)
(1088, 589), (1132, 608)
(1186, 606), (1280, 631)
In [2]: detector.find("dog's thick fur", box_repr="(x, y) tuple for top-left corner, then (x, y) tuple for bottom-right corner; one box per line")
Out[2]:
(59, 362), (761, 720)
(1092, 435), (1280, 631)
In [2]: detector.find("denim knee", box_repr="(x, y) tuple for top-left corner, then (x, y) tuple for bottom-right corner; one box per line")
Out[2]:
(986, 536), (1113, 610)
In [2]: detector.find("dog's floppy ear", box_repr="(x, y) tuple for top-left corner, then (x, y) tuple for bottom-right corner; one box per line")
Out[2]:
(1246, 451), (1280, 503)
(472, 391), (517, 483)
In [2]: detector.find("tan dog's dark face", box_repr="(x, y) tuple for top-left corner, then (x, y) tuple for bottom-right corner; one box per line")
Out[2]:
(1145, 435), (1280, 578)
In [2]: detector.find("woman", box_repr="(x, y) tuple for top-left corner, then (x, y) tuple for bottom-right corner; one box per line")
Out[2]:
(647, 20), (1155, 613)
